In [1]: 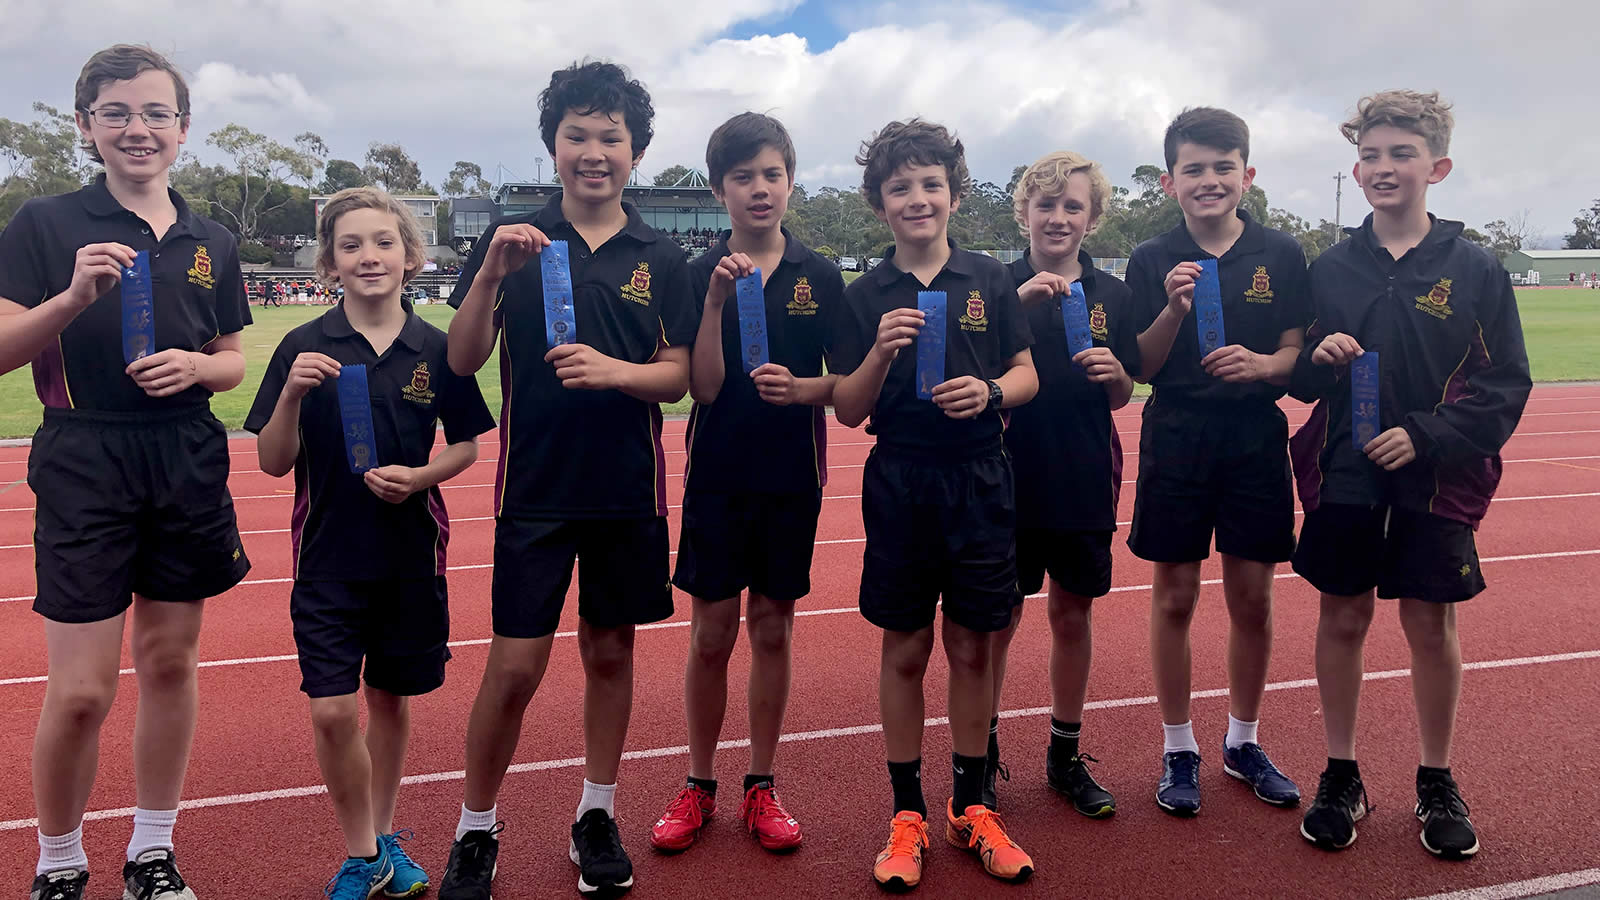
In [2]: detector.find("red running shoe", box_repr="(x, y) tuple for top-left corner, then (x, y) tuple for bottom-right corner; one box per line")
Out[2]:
(650, 784), (716, 852)
(739, 782), (803, 851)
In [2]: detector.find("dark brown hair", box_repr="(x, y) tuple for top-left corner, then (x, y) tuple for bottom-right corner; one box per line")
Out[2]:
(856, 118), (971, 210)
(1163, 107), (1249, 172)
(74, 44), (190, 164)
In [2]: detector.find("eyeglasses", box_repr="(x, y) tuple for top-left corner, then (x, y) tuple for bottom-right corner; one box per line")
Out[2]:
(86, 107), (181, 129)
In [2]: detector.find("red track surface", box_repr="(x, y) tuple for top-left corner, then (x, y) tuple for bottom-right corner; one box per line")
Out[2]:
(1, 387), (1598, 899)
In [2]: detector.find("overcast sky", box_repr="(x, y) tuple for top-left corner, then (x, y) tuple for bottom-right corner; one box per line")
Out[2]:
(2, 0), (1593, 245)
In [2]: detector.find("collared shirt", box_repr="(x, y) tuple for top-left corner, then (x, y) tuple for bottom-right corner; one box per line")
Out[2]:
(449, 193), (699, 518)
(0, 174), (251, 412)
(1005, 250), (1141, 530)
(244, 304), (495, 581)
(683, 228), (844, 495)
(830, 240), (1033, 456)
(1126, 208), (1311, 408)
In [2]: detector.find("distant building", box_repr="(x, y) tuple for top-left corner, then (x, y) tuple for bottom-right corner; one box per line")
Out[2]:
(1503, 249), (1600, 285)
(307, 193), (455, 267)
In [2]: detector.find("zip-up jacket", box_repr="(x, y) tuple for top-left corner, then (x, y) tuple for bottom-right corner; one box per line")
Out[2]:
(1287, 215), (1531, 528)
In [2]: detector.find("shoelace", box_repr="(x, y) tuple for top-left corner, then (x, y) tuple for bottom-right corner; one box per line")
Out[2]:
(1238, 743), (1282, 775)
(883, 817), (927, 859)
(667, 787), (708, 824)
(386, 829), (420, 869)
(966, 809), (1022, 851)
(1167, 752), (1201, 785)
(1418, 778), (1470, 819)
(324, 859), (376, 900)
(38, 871), (84, 900)
(742, 785), (781, 823)
(447, 822), (504, 881)
(577, 812), (626, 866)
(128, 856), (186, 900)
(1314, 771), (1373, 814)
(990, 760), (1011, 785)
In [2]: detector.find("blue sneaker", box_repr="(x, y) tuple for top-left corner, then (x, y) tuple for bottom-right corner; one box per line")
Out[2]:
(1156, 750), (1202, 816)
(325, 845), (394, 900)
(1222, 741), (1301, 807)
(381, 830), (430, 898)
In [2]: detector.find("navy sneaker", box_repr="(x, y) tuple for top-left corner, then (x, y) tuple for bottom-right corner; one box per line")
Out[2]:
(324, 846), (395, 900)
(380, 830), (429, 898)
(30, 869), (88, 900)
(122, 849), (198, 900)
(1222, 742), (1301, 807)
(1301, 767), (1369, 850)
(1416, 771), (1479, 859)
(439, 824), (502, 900)
(1156, 751), (1202, 816)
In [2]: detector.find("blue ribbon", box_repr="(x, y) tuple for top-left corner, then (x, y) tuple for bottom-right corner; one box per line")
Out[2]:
(542, 240), (576, 350)
(915, 290), (947, 400)
(1194, 258), (1226, 357)
(1061, 281), (1093, 363)
(1351, 351), (1380, 450)
(337, 363), (378, 473)
(121, 250), (155, 365)
(735, 269), (769, 373)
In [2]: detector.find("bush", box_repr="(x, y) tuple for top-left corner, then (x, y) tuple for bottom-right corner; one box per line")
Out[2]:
(239, 241), (274, 264)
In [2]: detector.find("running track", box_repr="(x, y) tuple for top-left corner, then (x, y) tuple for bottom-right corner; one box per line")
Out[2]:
(1, 387), (1598, 899)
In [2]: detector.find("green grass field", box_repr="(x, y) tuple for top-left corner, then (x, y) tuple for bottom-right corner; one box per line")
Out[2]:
(0, 287), (1594, 438)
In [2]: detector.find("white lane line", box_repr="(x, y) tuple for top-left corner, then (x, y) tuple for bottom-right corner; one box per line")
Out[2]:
(0, 646), (1595, 832)
(2, 547), (1596, 684)
(1406, 869), (1600, 900)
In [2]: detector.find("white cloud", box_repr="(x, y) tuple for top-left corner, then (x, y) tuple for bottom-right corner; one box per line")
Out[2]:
(0, 0), (1594, 239)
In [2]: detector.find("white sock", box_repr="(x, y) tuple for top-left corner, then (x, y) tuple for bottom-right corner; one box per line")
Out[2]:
(1225, 715), (1260, 750)
(575, 780), (616, 822)
(127, 808), (178, 862)
(455, 804), (498, 842)
(1162, 721), (1201, 754)
(37, 824), (88, 876)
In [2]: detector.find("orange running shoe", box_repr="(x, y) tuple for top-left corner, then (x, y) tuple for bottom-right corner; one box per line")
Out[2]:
(945, 799), (1034, 883)
(650, 784), (716, 852)
(739, 782), (803, 851)
(872, 811), (929, 891)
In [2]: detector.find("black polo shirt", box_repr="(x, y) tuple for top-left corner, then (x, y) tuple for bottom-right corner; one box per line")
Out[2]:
(244, 304), (495, 582)
(830, 240), (1032, 457)
(1126, 208), (1311, 407)
(1006, 251), (1141, 531)
(684, 228), (844, 495)
(0, 174), (251, 412)
(448, 193), (699, 519)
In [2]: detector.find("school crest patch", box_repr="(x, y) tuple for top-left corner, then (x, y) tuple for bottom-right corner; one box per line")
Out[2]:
(787, 277), (818, 316)
(1089, 302), (1108, 340)
(621, 262), (652, 305)
(958, 290), (988, 332)
(402, 361), (436, 405)
(1242, 265), (1274, 303)
(187, 246), (216, 290)
(1415, 278), (1454, 320)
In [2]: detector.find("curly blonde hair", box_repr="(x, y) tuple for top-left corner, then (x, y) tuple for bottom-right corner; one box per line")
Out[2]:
(1011, 151), (1111, 237)
(315, 187), (427, 285)
(1341, 90), (1454, 157)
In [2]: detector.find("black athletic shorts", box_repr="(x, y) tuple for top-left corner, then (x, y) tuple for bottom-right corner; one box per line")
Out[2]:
(1017, 528), (1114, 599)
(491, 517), (673, 639)
(29, 406), (251, 624)
(1293, 503), (1485, 604)
(1128, 400), (1296, 564)
(290, 576), (451, 698)
(859, 445), (1020, 634)
(673, 489), (823, 604)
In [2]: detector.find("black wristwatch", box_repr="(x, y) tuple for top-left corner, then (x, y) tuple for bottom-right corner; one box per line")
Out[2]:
(985, 379), (1003, 410)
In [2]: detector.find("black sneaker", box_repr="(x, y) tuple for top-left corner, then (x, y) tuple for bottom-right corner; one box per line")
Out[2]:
(570, 809), (634, 897)
(1047, 752), (1117, 818)
(1416, 771), (1479, 859)
(1155, 750), (1202, 816)
(981, 757), (1009, 810)
(1300, 767), (1369, 850)
(121, 850), (196, 900)
(439, 823), (503, 900)
(30, 869), (88, 900)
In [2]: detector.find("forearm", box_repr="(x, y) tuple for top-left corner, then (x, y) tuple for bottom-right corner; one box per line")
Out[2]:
(1258, 344), (1301, 387)
(793, 374), (838, 407)
(256, 393), (303, 477)
(994, 357), (1038, 408)
(832, 356), (892, 427)
(1106, 370), (1135, 410)
(1135, 307), (1184, 382)
(688, 309), (726, 404)
(414, 439), (479, 490)
(0, 294), (86, 375)
(617, 357), (691, 403)
(194, 348), (245, 392)
(448, 276), (501, 375)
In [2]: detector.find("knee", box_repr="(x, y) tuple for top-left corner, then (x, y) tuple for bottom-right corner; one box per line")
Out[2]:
(309, 701), (360, 745)
(1321, 602), (1374, 645)
(1400, 604), (1455, 655)
(50, 683), (116, 733)
(1228, 598), (1273, 634)
(881, 636), (933, 682)
(942, 630), (991, 675)
(132, 640), (198, 691)
(580, 633), (633, 682)
(689, 620), (739, 670)
(1151, 591), (1198, 627)
(744, 611), (792, 659)
(485, 656), (546, 707)
(1047, 596), (1092, 638)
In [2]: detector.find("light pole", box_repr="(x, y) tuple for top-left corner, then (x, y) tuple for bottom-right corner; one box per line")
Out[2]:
(536, 156), (545, 183)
